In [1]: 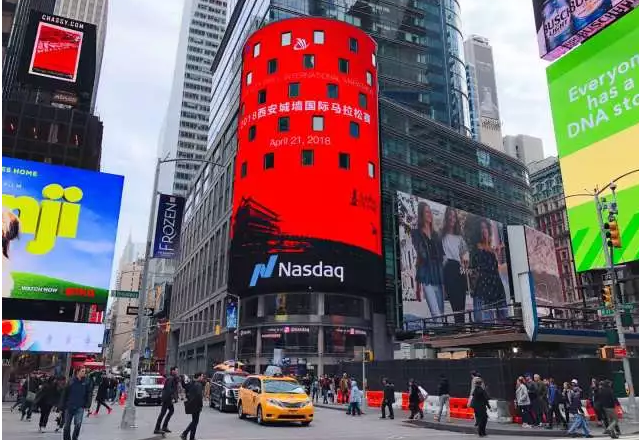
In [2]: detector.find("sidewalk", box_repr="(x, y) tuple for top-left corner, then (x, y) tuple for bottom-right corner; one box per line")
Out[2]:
(314, 402), (639, 437)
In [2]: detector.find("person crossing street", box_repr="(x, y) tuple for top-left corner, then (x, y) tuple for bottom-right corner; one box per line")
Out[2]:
(380, 378), (395, 420)
(154, 366), (180, 435)
(60, 368), (92, 440)
(181, 372), (205, 440)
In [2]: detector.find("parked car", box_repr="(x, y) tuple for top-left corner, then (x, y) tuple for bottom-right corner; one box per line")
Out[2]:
(210, 370), (248, 412)
(134, 375), (165, 406)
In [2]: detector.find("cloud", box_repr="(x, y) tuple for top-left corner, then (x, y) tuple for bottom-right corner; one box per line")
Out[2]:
(70, 240), (116, 255)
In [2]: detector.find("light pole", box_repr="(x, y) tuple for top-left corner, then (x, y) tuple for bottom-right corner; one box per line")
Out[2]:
(120, 157), (223, 430)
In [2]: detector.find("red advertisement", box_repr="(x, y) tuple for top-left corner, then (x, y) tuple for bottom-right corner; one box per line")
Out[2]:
(29, 22), (83, 82)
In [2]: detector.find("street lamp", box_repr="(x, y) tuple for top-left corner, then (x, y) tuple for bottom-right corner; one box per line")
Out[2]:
(120, 157), (223, 430)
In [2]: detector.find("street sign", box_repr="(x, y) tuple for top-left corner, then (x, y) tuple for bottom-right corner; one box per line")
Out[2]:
(599, 308), (614, 317)
(126, 306), (139, 315)
(111, 290), (139, 299)
(620, 303), (635, 311)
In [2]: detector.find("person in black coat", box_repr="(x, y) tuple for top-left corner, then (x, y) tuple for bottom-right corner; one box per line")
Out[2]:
(35, 377), (59, 432)
(437, 374), (451, 422)
(380, 378), (395, 420)
(408, 379), (423, 420)
(154, 367), (180, 434)
(181, 372), (204, 440)
(470, 378), (491, 437)
(92, 377), (112, 415)
(599, 380), (621, 438)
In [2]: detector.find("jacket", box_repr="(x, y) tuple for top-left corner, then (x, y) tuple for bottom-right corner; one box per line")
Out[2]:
(516, 383), (530, 406)
(339, 377), (350, 392)
(349, 381), (362, 404)
(35, 381), (59, 407)
(438, 378), (450, 395)
(568, 387), (583, 414)
(598, 385), (617, 409)
(470, 385), (490, 413)
(61, 377), (92, 411)
(184, 381), (203, 414)
(96, 380), (109, 400)
(383, 382), (395, 403)
(536, 380), (548, 402)
(409, 383), (421, 405)
(548, 384), (560, 405)
(161, 375), (179, 403)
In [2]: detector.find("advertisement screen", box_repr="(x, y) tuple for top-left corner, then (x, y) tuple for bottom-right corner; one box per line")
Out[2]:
(2, 320), (104, 353)
(226, 299), (238, 330)
(474, 45), (500, 121)
(2, 157), (124, 304)
(547, 10), (639, 271)
(152, 194), (185, 259)
(28, 22), (83, 82)
(229, 19), (383, 297)
(397, 191), (511, 327)
(524, 226), (564, 309)
(532, 0), (638, 61)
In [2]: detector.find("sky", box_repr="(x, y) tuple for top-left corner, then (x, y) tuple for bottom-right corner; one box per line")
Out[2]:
(96, 0), (557, 285)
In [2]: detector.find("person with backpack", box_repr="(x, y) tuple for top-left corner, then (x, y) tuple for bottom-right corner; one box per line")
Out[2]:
(380, 378), (395, 420)
(567, 379), (592, 438)
(407, 379), (424, 420)
(181, 372), (204, 440)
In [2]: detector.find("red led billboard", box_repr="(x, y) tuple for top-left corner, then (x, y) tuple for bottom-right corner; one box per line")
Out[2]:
(29, 22), (83, 82)
(229, 18), (383, 296)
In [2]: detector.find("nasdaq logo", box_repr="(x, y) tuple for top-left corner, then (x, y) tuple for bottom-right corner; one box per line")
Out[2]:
(248, 254), (345, 287)
(249, 255), (278, 287)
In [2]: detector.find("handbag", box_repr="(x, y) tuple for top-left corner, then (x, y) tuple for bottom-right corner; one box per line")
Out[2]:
(26, 391), (36, 403)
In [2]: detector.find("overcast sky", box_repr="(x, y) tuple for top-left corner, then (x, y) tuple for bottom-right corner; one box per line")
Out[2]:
(97, 0), (557, 283)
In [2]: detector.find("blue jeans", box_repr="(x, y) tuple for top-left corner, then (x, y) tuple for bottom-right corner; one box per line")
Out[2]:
(567, 413), (590, 436)
(63, 408), (84, 440)
(420, 283), (444, 320)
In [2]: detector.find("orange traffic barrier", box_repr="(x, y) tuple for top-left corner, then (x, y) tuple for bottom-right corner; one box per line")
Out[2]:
(119, 392), (127, 406)
(366, 391), (383, 408)
(449, 397), (474, 419)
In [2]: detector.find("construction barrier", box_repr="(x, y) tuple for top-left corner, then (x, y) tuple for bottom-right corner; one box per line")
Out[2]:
(366, 391), (383, 408)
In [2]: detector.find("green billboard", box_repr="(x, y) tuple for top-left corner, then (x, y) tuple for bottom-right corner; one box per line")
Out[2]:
(547, 10), (639, 272)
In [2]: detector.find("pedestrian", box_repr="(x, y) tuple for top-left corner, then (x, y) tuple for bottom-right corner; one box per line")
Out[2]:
(181, 372), (204, 440)
(546, 377), (566, 429)
(470, 377), (491, 437)
(35, 376), (58, 432)
(436, 374), (450, 422)
(515, 376), (532, 428)
(339, 373), (350, 404)
(116, 379), (126, 402)
(60, 367), (92, 440)
(561, 381), (571, 427)
(321, 375), (330, 404)
(92, 377), (112, 416)
(567, 379), (593, 438)
(534, 374), (548, 426)
(20, 374), (38, 421)
(329, 377), (335, 403)
(348, 380), (363, 416)
(407, 379), (424, 420)
(154, 367), (180, 435)
(85, 374), (95, 418)
(525, 374), (540, 426)
(599, 380), (621, 438)
(11, 378), (26, 412)
(590, 378), (608, 428)
(380, 377), (395, 420)
(203, 376), (211, 403)
(54, 376), (67, 433)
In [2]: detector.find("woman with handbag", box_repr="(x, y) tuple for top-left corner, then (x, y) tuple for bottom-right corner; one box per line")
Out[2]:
(181, 373), (204, 440)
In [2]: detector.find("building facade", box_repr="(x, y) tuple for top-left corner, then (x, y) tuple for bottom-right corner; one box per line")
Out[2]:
(157, 0), (227, 196)
(168, 0), (532, 372)
(504, 134), (544, 165)
(464, 34), (503, 152)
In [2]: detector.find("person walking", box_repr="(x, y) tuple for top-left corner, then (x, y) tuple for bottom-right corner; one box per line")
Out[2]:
(154, 367), (180, 435)
(203, 376), (211, 404)
(380, 378), (395, 420)
(60, 367), (92, 440)
(516, 376), (532, 428)
(348, 380), (363, 416)
(339, 373), (350, 405)
(567, 379), (593, 438)
(181, 372), (204, 440)
(311, 377), (319, 403)
(561, 381), (571, 428)
(407, 379), (424, 420)
(436, 374), (450, 422)
(599, 380), (621, 438)
(534, 375), (548, 426)
(11, 378), (26, 412)
(321, 375), (330, 404)
(525, 375), (540, 426)
(35, 376), (58, 432)
(590, 378), (608, 428)
(470, 378), (491, 437)
(546, 377), (566, 429)
(20, 374), (38, 421)
(92, 377), (112, 415)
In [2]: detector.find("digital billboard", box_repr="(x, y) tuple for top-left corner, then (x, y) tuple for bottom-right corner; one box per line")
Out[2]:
(18, 11), (97, 101)
(397, 191), (511, 328)
(2, 320), (104, 353)
(546, 9), (639, 271)
(2, 157), (124, 304)
(532, 0), (638, 61)
(229, 18), (383, 297)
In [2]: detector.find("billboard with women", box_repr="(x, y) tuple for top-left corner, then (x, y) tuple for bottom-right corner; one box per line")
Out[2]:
(397, 191), (511, 327)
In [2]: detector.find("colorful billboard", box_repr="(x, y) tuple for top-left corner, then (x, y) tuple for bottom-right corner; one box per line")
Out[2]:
(532, 0), (638, 61)
(28, 21), (83, 82)
(524, 226), (563, 309)
(397, 191), (511, 327)
(546, 10), (639, 271)
(2, 320), (104, 353)
(2, 157), (124, 304)
(152, 194), (185, 259)
(229, 18), (383, 296)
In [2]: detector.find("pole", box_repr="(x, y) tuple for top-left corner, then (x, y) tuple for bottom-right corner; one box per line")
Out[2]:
(594, 193), (638, 420)
(234, 296), (241, 362)
(120, 158), (160, 429)
(362, 347), (367, 413)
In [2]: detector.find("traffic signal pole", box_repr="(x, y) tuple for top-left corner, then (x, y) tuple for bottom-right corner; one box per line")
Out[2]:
(594, 193), (638, 420)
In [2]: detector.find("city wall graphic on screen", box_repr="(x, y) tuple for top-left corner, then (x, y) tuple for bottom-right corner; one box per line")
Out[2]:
(2, 157), (124, 304)
(547, 9), (639, 272)
(229, 18), (383, 297)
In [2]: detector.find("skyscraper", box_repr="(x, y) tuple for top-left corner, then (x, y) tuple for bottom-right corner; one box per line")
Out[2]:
(503, 134), (544, 165)
(53, 0), (108, 112)
(464, 35), (504, 152)
(157, 0), (227, 196)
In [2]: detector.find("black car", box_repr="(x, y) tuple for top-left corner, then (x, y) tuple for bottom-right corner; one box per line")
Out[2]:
(209, 371), (248, 412)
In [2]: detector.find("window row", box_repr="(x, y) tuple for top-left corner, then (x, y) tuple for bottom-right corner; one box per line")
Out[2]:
(240, 151), (376, 177)
(246, 58), (373, 85)
(255, 83), (368, 108)
(248, 117), (360, 139)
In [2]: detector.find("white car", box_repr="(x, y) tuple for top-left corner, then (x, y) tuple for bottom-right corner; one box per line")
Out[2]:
(134, 375), (165, 406)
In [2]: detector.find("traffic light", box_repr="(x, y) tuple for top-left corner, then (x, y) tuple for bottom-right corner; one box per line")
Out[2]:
(364, 350), (374, 362)
(605, 221), (622, 248)
(601, 286), (613, 308)
(600, 346), (614, 359)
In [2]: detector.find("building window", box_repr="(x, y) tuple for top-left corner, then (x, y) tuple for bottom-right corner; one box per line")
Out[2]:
(368, 162), (375, 178)
(288, 82), (300, 97)
(349, 38), (358, 52)
(253, 42), (260, 57)
(313, 30), (324, 44)
(349, 121), (360, 138)
(338, 58), (349, 73)
(267, 58), (277, 74)
(281, 32), (291, 46)
(278, 116), (290, 132)
(303, 54), (315, 69)
(358, 93), (367, 109)
(241, 161), (247, 178)
(339, 152), (350, 170)
(327, 83), (339, 99)
(248, 125), (256, 141)
(372, 52), (376, 66)
(246, 72), (252, 85)
(301, 149), (314, 166)
(258, 89), (267, 104)
(366, 71), (373, 86)
(312, 115), (324, 131)
(264, 152), (274, 169)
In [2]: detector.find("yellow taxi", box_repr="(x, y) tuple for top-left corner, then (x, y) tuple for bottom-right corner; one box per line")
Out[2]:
(237, 375), (313, 426)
